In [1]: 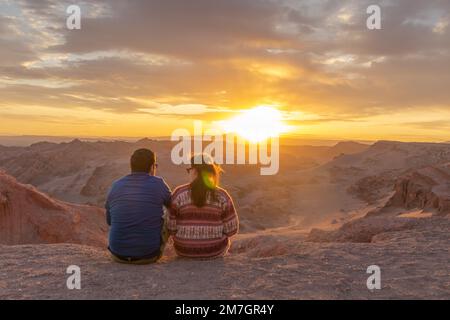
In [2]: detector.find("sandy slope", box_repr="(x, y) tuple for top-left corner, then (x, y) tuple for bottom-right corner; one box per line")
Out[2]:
(0, 215), (448, 300)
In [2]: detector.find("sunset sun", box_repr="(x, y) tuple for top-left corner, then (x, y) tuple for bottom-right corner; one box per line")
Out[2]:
(219, 106), (290, 143)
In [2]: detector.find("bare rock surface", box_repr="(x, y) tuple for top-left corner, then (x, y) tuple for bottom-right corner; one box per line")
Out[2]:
(0, 171), (107, 247)
(386, 163), (450, 215)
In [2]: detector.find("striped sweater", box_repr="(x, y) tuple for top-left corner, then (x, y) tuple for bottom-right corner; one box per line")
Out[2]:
(168, 184), (239, 258)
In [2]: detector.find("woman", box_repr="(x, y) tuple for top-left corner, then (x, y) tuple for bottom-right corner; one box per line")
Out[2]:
(168, 154), (239, 259)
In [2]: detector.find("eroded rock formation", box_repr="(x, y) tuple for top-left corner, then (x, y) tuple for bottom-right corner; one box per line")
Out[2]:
(0, 171), (107, 246)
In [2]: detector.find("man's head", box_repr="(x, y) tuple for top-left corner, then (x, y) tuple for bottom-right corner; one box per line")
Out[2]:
(130, 148), (156, 174)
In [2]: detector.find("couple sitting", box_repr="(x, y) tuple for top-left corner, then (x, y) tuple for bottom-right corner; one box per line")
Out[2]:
(105, 149), (239, 264)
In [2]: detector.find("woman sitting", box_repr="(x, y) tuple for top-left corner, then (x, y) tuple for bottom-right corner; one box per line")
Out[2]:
(168, 154), (239, 259)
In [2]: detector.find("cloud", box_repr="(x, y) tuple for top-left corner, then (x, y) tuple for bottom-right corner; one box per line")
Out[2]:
(404, 120), (450, 130)
(0, 0), (449, 139)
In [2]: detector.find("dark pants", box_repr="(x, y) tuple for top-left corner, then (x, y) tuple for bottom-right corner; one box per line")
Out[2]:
(110, 218), (169, 265)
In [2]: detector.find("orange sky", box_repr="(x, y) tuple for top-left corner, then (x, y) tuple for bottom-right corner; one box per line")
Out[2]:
(0, 0), (449, 142)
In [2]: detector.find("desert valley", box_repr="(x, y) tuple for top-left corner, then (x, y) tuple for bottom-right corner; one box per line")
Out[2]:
(0, 138), (449, 299)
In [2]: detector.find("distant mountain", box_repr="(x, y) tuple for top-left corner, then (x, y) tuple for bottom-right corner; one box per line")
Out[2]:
(330, 141), (369, 155)
(0, 135), (140, 147)
(0, 139), (176, 205)
(1, 138), (450, 232)
(324, 140), (450, 177)
(0, 139), (369, 205)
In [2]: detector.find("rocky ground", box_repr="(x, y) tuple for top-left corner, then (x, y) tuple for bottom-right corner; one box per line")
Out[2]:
(0, 215), (448, 300)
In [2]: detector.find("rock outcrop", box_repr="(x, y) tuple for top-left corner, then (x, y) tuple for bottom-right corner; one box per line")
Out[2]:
(0, 171), (107, 247)
(347, 174), (396, 204)
(386, 163), (450, 215)
(308, 163), (450, 244)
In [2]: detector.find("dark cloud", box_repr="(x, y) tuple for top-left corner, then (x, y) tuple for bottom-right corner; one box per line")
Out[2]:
(48, 0), (294, 60)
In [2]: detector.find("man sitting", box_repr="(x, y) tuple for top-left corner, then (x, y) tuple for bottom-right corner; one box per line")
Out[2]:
(105, 148), (171, 264)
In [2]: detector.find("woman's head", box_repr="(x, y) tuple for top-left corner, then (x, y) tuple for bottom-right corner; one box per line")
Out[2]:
(188, 154), (222, 207)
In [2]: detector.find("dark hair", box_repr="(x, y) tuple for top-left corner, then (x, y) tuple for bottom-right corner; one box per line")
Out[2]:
(130, 148), (155, 173)
(190, 154), (222, 207)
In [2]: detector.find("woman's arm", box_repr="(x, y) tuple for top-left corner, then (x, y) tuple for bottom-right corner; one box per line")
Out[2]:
(222, 194), (239, 237)
(167, 199), (178, 236)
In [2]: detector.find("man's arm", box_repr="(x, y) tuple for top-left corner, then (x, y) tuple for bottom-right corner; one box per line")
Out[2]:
(161, 179), (172, 208)
(105, 204), (111, 226)
(105, 187), (113, 226)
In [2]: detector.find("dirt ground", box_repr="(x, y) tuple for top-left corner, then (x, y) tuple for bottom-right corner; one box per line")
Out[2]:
(1, 217), (449, 300)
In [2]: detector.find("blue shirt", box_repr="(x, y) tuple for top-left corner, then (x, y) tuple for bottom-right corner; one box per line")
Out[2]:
(105, 173), (171, 258)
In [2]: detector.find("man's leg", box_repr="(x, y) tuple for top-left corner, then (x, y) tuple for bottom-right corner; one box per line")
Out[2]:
(109, 214), (169, 264)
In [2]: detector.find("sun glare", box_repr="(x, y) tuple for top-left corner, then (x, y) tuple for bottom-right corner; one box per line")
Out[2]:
(219, 106), (289, 143)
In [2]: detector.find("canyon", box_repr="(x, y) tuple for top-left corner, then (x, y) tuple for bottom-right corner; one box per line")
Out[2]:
(0, 139), (449, 299)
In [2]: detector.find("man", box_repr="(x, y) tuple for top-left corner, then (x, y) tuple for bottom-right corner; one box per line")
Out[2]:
(105, 148), (171, 264)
